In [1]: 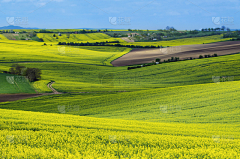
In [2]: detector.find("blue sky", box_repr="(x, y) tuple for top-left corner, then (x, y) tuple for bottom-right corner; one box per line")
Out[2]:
(0, 0), (239, 30)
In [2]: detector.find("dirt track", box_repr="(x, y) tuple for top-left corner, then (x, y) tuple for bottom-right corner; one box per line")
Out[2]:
(47, 82), (62, 94)
(0, 82), (58, 103)
(111, 41), (240, 66)
(0, 82), (129, 103)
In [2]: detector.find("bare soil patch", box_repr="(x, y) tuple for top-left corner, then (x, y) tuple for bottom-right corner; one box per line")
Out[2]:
(0, 94), (43, 103)
(111, 41), (240, 66)
(121, 37), (135, 42)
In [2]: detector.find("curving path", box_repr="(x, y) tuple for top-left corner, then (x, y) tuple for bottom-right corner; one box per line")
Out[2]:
(47, 82), (62, 94)
(0, 82), (129, 103)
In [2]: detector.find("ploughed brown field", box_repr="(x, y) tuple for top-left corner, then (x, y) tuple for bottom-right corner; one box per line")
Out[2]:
(0, 94), (43, 103)
(111, 41), (240, 66)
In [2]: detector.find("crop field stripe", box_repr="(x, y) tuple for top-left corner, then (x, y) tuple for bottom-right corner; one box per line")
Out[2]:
(0, 108), (239, 158)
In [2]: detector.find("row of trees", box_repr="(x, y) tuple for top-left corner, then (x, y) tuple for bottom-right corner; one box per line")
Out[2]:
(128, 54), (218, 70)
(157, 26), (177, 32)
(199, 54), (218, 58)
(162, 54), (218, 62)
(5, 64), (42, 82)
(58, 42), (163, 48)
(127, 57), (180, 70)
(0, 30), (28, 34)
(127, 26), (232, 42)
(27, 31), (37, 38)
(201, 26), (230, 32)
(0, 29), (108, 34)
(223, 31), (240, 38)
(39, 29), (108, 34)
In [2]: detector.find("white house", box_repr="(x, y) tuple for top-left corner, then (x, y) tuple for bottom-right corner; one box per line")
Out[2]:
(153, 38), (157, 41)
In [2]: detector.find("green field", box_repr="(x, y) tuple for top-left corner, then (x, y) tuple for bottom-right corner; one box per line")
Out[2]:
(0, 34), (9, 40)
(0, 108), (239, 158)
(0, 73), (36, 93)
(54, 34), (232, 47)
(1, 80), (240, 124)
(0, 39), (132, 93)
(117, 34), (233, 47)
(0, 32), (240, 158)
(0, 33), (232, 47)
(1, 43), (239, 93)
(37, 33), (124, 43)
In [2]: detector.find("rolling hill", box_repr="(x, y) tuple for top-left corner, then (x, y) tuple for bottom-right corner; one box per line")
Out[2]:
(0, 33), (239, 158)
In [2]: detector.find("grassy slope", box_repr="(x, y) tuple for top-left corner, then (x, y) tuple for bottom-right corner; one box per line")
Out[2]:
(0, 40), (132, 93)
(116, 35), (233, 47)
(1, 37), (240, 93)
(1, 52), (240, 93)
(0, 34), (240, 158)
(36, 33), (125, 43)
(0, 40), (131, 66)
(1, 48), (240, 122)
(2, 33), (232, 47)
(1, 80), (240, 123)
(0, 34), (9, 40)
(0, 73), (36, 94)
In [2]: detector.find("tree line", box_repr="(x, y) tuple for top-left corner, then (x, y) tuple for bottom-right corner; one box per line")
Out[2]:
(128, 54), (218, 70)
(58, 41), (162, 48)
(3, 64), (41, 82)
(39, 29), (109, 34)
(223, 31), (240, 39)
